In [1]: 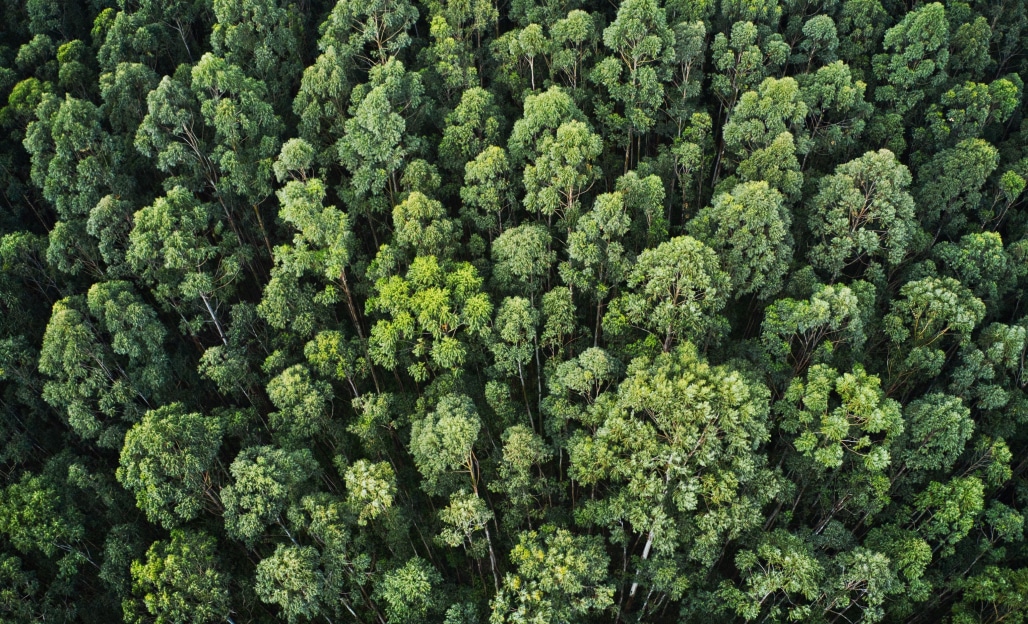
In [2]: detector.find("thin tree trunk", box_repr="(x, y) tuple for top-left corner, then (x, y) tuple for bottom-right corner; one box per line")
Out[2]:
(484, 524), (501, 591)
(628, 527), (656, 598)
(340, 269), (381, 392)
(200, 293), (229, 346)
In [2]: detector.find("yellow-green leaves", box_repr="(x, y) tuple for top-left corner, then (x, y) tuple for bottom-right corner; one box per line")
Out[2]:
(368, 256), (492, 378)
(778, 364), (902, 472)
(343, 459), (396, 525)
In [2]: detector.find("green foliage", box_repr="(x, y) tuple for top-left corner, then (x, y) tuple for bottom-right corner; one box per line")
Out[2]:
(778, 364), (903, 472)
(591, 0), (674, 162)
(884, 277), (986, 383)
(569, 342), (774, 585)
(688, 181), (791, 300)
(125, 530), (231, 624)
(872, 3), (950, 116)
(378, 557), (443, 624)
(117, 404), (222, 528)
(951, 566), (1028, 624)
(409, 393), (481, 495)
(344, 459), (396, 525)
(255, 544), (325, 623)
(4, 0), (1028, 621)
(491, 526), (613, 623)
(722, 76), (807, 199)
(337, 59), (424, 216)
(605, 235), (730, 349)
(38, 283), (169, 448)
(221, 445), (317, 546)
(807, 149), (919, 279)
(368, 255), (492, 379)
(719, 529), (824, 622)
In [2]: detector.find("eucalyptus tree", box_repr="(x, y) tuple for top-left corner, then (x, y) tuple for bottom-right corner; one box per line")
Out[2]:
(568, 343), (774, 615)
(124, 530), (232, 624)
(807, 149), (920, 281)
(590, 0), (674, 171)
(117, 403), (224, 529)
(38, 282), (169, 448)
(603, 235), (730, 350)
(687, 181), (791, 301)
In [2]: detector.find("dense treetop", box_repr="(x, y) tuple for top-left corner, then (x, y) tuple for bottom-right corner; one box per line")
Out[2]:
(1, 0), (1028, 622)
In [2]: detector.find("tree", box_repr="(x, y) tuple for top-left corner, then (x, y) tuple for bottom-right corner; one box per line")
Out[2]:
(38, 283), (169, 448)
(377, 558), (443, 624)
(391, 191), (460, 260)
(719, 529), (824, 622)
(367, 255), (492, 381)
(604, 235), (730, 350)
(917, 79), (1020, 149)
(560, 191), (632, 344)
(490, 424), (552, 529)
(293, 15), (355, 165)
(916, 138), (999, 233)
(910, 476), (985, 557)
(95, 0), (204, 73)
(343, 459), (396, 526)
(437, 489), (496, 575)
(616, 169), (667, 249)
(568, 343), (774, 605)
(836, 0), (888, 68)
(884, 277), (986, 388)
(337, 59), (424, 221)
(23, 92), (129, 276)
(710, 20), (789, 127)
(871, 3), (949, 117)
(522, 120), (602, 229)
(797, 15), (839, 69)
(798, 61), (872, 166)
(720, 76), (807, 200)
(220, 445), (318, 546)
(807, 149), (920, 280)
(933, 232), (1013, 307)
(590, 0), (674, 170)
(687, 181), (791, 300)
(124, 530), (231, 624)
(761, 282), (869, 377)
(266, 364), (333, 443)
(421, 15), (480, 107)
(951, 566), (1028, 624)
(492, 23), (550, 96)
(319, 0), (419, 69)
(549, 10), (600, 94)
(662, 20), (707, 137)
(490, 526), (612, 623)
(492, 224), (554, 298)
(209, 0), (303, 111)
(0, 470), (85, 563)
(491, 296), (540, 422)
(134, 54), (283, 257)
(777, 364), (903, 473)
(409, 394), (482, 496)
(255, 544), (326, 624)
(461, 146), (514, 237)
(0, 554), (39, 622)
(439, 88), (502, 179)
(128, 186), (248, 345)
(117, 403), (223, 529)
(506, 87), (586, 167)
(897, 393), (974, 476)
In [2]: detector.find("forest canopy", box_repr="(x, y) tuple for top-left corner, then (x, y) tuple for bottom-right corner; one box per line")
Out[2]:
(1, 0), (1028, 622)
